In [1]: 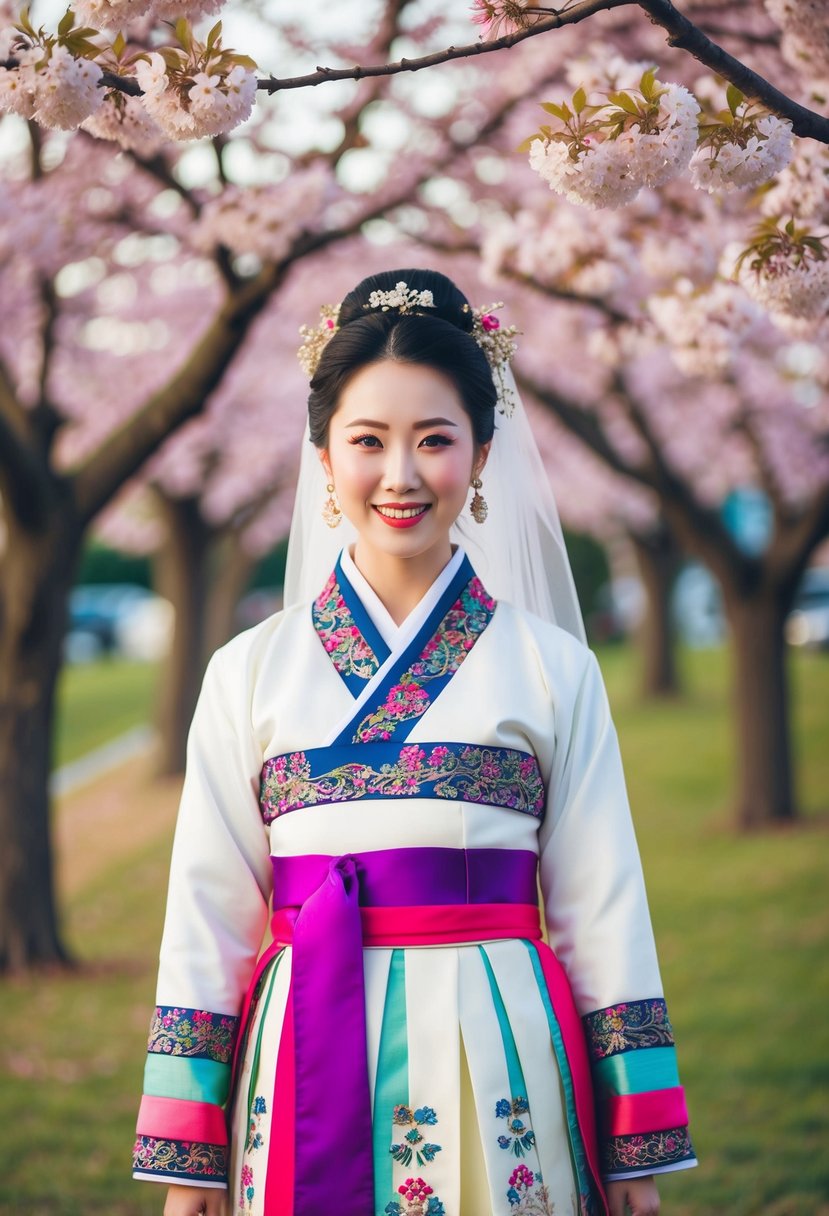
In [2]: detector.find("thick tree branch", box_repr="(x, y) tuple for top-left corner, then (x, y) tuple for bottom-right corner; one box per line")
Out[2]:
(72, 264), (282, 527)
(0, 368), (54, 530)
(635, 0), (829, 142)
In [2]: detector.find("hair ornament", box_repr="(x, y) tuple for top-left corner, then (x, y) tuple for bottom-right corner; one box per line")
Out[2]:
(297, 304), (341, 378)
(463, 301), (520, 416)
(365, 281), (436, 313)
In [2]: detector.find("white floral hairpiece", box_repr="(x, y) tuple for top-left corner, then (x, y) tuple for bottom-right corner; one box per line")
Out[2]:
(365, 281), (436, 313)
(297, 289), (520, 414)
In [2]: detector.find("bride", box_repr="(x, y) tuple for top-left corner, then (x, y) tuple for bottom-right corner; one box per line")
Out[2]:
(133, 268), (696, 1216)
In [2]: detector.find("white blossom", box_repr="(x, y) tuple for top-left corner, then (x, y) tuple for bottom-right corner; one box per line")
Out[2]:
(690, 114), (793, 193)
(734, 252), (829, 330)
(136, 58), (257, 140)
(28, 45), (104, 130)
(82, 93), (165, 156)
(529, 137), (640, 210)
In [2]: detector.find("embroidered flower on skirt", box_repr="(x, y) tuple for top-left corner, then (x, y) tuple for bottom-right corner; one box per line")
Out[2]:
(239, 1161), (255, 1213)
(506, 1163), (555, 1215)
(391, 1104), (442, 1168)
(496, 1096), (536, 1158)
(385, 1176), (446, 1216)
(604, 1125), (695, 1173)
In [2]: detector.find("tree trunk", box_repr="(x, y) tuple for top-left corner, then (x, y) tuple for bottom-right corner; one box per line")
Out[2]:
(0, 517), (80, 970)
(204, 538), (256, 658)
(722, 585), (796, 828)
(153, 494), (213, 777)
(629, 522), (683, 699)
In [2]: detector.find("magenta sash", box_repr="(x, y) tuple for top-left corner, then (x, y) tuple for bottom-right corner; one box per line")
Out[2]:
(232, 847), (606, 1216)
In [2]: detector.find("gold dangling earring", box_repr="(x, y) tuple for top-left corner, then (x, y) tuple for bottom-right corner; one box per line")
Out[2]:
(469, 477), (488, 524)
(322, 482), (342, 528)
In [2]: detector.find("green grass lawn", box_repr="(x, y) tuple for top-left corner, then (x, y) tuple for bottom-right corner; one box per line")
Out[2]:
(53, 659), (159, 769)
(2, 644), (828, 1214)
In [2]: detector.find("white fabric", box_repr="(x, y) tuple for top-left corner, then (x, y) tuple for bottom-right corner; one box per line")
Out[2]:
(283, 369), (586, 643)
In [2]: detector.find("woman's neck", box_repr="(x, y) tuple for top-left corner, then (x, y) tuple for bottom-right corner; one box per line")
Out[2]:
(350, 542), (454, 625)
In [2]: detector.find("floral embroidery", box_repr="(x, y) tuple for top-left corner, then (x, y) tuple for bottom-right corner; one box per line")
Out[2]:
(604, 1125), (695, 1173)
(132, 1135), (227, 1181)
(496, 1096), (536, 1157)
(312, 570), (380, 681)
(353, 577), (496, 743)
(245, 1095), (267, 1153)
(260, 742), (544, 821)
(238, 1162), (255, 1212)
(385, 1177), (446, 1216)
(583, 998), (674, 1060)
(391, 1105), (442, 1168)
(147, 1006), (238, 1063)
(506, 1163), (554, 1214)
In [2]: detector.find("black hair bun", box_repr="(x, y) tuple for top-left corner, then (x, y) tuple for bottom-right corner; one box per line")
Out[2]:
(338, 268), (475, 335)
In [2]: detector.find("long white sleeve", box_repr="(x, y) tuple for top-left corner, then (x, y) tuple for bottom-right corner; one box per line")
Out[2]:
(133, 641), (272, 1187)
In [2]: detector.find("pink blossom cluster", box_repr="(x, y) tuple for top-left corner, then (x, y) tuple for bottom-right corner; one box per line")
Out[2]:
(70, 0), (224, 28)
(193, 169), (329, 261)
(135, 52), (256, 140)
(766, 0), (829, 87)
(82, 93), (164, 156)
(483, 202), (638, 302)
(0, 37), (103, 129)
(761, 142), (829, 226)
(734, 251), (829, 334)
(647, 281), (762, 376)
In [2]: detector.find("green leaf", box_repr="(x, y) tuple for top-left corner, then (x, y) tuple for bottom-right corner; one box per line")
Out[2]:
(206, 20), (222, 49)
(158, 45), (185, 70)
(607, 90), (640, 116)
(16, 7), (36, 37)
(572, 85), (586, 114)
(518, 133), (542, 152)
(112, 30), (126, 59)
(57, 8), (75, 37)
(174, 16), (191, 52)
(726, 82), (744, 116)
(639, 67), (658, 101)
(230, 53), (257, 70)
(541, 100), (571, 122)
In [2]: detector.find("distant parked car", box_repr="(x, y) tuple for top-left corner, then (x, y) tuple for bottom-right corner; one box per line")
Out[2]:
(785, 566), (829, 650)
(65, 584), (157, 662)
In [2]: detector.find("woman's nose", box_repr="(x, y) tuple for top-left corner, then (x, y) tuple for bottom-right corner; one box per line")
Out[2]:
(382, 444), (421, 492)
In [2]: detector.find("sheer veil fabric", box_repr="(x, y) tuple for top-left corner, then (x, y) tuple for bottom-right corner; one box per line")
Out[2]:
(284, 367), (586, 643)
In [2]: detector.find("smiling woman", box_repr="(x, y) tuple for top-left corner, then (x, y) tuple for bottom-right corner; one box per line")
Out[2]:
(133, 269), (696, 1216)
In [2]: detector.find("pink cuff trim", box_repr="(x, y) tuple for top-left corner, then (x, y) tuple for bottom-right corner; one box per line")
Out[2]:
(606, 1087), (688, 1137)
(136, 1095), (228, 1145)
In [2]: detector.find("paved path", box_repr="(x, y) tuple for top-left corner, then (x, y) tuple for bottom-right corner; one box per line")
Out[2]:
(54, 738), (184, 900)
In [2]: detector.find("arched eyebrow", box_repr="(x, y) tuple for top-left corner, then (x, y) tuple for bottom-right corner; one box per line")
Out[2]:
(343, 417), (459, 430)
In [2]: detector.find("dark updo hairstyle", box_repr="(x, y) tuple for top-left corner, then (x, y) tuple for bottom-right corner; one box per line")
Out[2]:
(307, 268), (497, 448)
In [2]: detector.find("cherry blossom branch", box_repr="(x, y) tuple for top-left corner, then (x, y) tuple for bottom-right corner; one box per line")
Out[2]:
(635, 0), (829, 142)
(257, 0), (628, 94)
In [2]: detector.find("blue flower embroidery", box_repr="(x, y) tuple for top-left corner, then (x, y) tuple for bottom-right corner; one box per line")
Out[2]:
(496, 1096), (537, 1158)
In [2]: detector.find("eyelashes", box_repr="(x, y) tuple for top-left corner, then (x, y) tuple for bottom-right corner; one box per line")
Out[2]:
(347, 433), (456, 448)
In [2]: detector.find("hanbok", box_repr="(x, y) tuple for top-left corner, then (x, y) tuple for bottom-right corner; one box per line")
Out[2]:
(133, 547), (696, 1216)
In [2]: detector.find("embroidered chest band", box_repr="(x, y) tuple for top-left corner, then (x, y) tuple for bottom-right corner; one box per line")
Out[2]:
(259, 741), (546, 822)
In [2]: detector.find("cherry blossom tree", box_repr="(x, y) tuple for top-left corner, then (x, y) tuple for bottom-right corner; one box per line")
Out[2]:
(1, 0), (828, 973)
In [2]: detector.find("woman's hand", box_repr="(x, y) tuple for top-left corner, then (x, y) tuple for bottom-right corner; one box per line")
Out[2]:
(163, 1183), (228, 1216)
(606, 1175), (660, 1216)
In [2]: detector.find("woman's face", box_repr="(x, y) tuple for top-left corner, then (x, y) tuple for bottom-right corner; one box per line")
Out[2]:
(320, 359), (488, 572)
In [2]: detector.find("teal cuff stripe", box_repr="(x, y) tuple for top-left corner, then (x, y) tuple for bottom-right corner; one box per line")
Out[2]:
(593, 1046), (680, 1097)
(373, 950), (408, 1213)
(478, 945), (527, 1101)
(143, 1055), (230, 1106)
(523, 942), (592, 1205)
